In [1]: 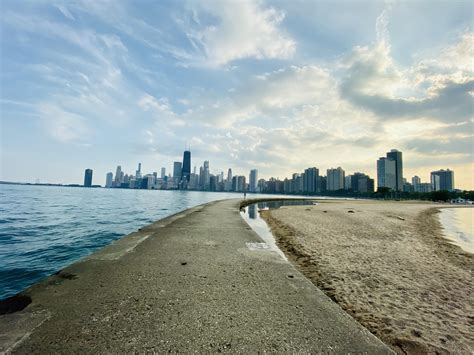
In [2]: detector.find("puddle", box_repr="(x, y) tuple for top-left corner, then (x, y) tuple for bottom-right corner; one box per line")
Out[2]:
(240, 200), (316, 260)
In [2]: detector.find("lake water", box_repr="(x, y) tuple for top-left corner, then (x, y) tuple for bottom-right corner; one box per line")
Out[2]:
(438, 207), (474, 254)
(0, 184), (288, 300)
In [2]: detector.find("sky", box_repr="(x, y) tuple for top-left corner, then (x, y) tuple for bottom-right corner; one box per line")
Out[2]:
(1, 0), (473, 189)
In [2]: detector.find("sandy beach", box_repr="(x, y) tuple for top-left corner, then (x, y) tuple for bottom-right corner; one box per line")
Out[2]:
(261, 200), (473, 354)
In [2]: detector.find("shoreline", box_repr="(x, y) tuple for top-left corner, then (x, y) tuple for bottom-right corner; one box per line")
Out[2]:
(0, 199), (392, 353)
(437, 207), (474, 254)
(260, 200), (473, 354)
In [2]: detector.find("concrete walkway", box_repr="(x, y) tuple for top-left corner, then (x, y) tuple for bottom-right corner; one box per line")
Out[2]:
(1, 199), (393, 353)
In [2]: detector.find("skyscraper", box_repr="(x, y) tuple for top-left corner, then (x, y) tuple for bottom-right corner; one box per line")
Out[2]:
(84, 169), (93, 187)
(430, 169), (454, 191)
(136, 163), (142, 179)
(114, 165), (122, 186)
(377, 157), (396, 190)
(386, 149), (403, 191)
(105, 172), (113, 188)
(173, 162), (182, 180)
(303, 167), (319, 193)
(249, 169), (258, 193)
(181, 150), (191, 182)
(225, 168), (233, 192)
(203, 161), (210, 190)
(161, 167), (166, 179)
(412, 176), (421, 186)
(237, 176), (246, 192)
(326, 167), (345, 191)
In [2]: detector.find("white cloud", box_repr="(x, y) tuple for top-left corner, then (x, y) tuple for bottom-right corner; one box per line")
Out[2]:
(184, 0), (296, 66)
(138, 94), (173, 114)
(55, 4), (75, 21)
(38, 104), (90, 143)
(340, 29), (473, 122)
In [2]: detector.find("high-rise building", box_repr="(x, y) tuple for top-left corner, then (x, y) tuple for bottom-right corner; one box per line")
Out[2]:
(181, 150), (191, 182)
(199, 166), (204, 188)
(249, 169), (258, 193)
(114, 166), (122, 186)
(105, 172), (113, 188)
(377, 157), (396, 190)
(430, 169), (454, 191)
(349, 172), (374, 193)
(237, 176), (246, 192)
(135, 163), (142, 179)
(209, 175), (217, 191)
(412, 176), (421, 186)
(344, 176), (352, 190)
(326, 167), (345, 191)
(161, 167), (166, 179)
(358, 175), (375, 193)
(204, 161), (210, 182)
(189, 173), (198, 190)
(303, 167), (319, 193)
(84, 169), (93, 187)
(230, 176), (237, 192)
(417, 183), (433, 193)
(318, 176), (327, 193)
(173, 162), (182, 180)
(386, 149), (403, 191)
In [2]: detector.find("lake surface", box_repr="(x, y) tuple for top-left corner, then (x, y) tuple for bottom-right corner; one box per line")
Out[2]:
(439, 207), (474, 254)
(0, 184), (291, 300)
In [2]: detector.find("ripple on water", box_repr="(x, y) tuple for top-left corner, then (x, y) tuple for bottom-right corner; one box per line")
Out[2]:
(1, 184), (291, 300)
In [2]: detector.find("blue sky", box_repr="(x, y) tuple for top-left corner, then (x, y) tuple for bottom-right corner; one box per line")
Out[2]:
(1, 0), (473, 189)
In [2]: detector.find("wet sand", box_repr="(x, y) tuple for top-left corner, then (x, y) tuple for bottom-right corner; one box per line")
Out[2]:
(261, 200), (473, 354)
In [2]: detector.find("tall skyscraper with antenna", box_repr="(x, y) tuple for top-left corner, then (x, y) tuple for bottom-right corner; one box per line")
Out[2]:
(181, 145), (191, 182)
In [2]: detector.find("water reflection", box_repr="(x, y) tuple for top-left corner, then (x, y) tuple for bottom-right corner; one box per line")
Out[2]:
(248, 203), (257, 219)
(240, 199), (315, 260)
(246, 200), (316, 219)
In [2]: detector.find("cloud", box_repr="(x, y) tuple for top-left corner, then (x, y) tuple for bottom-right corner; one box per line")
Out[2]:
(375, 1), (393, 46)
(55, 4), (75, 21)
(138, 94), (173, 115)
(2, 1), (473, 188)
(37, 104), (90, 143)
(183, 0), (296, 66)
(340, 34), (473, 123)
(404, 135), (473, 156)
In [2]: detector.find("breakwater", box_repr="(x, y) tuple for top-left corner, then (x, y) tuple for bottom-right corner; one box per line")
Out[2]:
(0, 198), (392, 353)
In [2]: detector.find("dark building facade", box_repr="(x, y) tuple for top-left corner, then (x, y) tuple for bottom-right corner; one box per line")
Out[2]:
(386, 149), (403, 191)
(84, 169), (93, 187)
(181, 150), (191, 182)
(303, 167), (319, 193)
(430, 169), (455, 191)
(350, 172), (374, 193)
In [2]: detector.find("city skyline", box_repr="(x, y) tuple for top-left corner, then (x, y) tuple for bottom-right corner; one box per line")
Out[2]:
(76, 147), (457, 195)
(1, 1), (473, 189)
(7, 149), (466, 192)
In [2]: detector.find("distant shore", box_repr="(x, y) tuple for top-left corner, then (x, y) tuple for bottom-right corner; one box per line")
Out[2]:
(261, 200), (473, 354)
